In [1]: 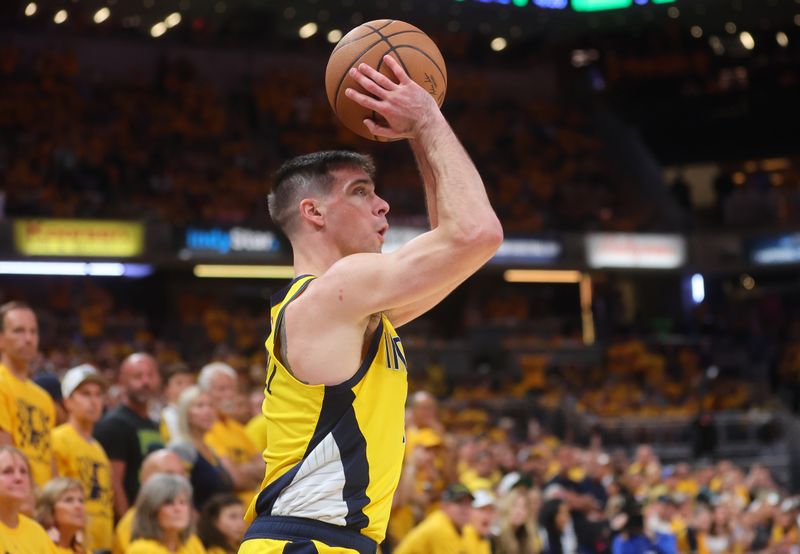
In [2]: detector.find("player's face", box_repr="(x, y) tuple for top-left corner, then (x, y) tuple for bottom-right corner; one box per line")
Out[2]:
(66, 381), (105, 424)
(0, 308), (39, 366)
(325, 166), (390, 255)
(53, 487), (86, 531)
(0, 451), (31, 503)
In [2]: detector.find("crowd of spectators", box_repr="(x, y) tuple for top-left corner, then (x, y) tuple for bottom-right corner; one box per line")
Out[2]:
(2, 290), (800, 553)
(0, 44), (652, 232)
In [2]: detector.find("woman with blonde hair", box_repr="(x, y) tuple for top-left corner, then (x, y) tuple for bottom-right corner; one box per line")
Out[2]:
(169, 385), (234, 510)
(0, 445), (56, 553)
(127, 473), (205, 553)
(34, 477), (87, 553)
(496, 486), (542, 554)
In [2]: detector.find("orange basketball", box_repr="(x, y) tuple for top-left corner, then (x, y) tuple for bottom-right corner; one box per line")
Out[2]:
(325, 19), (447, 141)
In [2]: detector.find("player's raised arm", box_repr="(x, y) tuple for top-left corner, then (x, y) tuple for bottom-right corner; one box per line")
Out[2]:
(313, 55), (503, 321)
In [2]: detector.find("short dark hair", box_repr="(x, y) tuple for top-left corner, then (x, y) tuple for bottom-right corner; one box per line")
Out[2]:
(268, 150), (375, 235)
(197, 494), (244, 551)
(161, 362), (194, 386)
(0, 301), (33, 332)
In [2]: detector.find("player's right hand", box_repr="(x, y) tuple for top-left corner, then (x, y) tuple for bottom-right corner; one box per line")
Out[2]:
(345, 55), (443, 141)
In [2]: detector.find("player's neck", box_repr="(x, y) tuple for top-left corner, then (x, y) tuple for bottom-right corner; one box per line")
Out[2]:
(292, 240), (342, 277)
(0, 356), (29, 381)
(68, 416), (94, 439)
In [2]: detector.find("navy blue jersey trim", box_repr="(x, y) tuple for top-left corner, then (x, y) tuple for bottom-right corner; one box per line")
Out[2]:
(325, 318), (385, 394)
(244, 515), (377, 553)
(333, 407), (371, 530)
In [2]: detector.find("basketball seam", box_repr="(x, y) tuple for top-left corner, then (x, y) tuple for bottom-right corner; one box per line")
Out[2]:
(331, 23), (444, 141)
(332, 29), (428, 116)
(332, 20), (394, 54)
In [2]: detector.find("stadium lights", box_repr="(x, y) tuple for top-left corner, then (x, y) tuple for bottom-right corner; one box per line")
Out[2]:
(25, 2), (37, 16)
(691, 273), (705, 304)
(776, 32), (788, 48)
(193, 264), (295, 279)
(739, 31), (755, 50)
(0, 262), (153, 278)
(151, 22), (167, 37)
(298, 22), (318, 39)
(94, 7), (110, 24)
(490, 37), (508, 52)
(504, 269), (582, 283)
(327, 29), (343, 43)
(165, 12), (182, 28)
(54, 9), (67, 24)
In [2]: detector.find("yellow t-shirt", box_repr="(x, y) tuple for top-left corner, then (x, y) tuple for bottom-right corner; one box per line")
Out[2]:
(52, 423), (114, 552)
(113, 507), (135, 554)
(0, 364), (56, 486)
(462, 524), (492, 554)
(125, 535), (207, 554)
(244, 414), (268, 454)
(0, 513), (58, 554)
(394, 510), (465, 554)
(205, 415), (259, 505)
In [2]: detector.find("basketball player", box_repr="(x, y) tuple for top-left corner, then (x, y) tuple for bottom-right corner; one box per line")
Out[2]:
(240, 55), (503, 554)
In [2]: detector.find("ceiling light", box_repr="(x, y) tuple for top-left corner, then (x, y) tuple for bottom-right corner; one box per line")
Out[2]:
(739, 31), (754, 50)
(25, 2), (37, 16)
(298, 22), (318, 39)
(327, 29), (342, 43)
(151, 22), (167, 37)
(490, 37), (508, 52)
(165, 12), (182, 27)
(94, 7), (110, 24)
(54, 9), (68, 24)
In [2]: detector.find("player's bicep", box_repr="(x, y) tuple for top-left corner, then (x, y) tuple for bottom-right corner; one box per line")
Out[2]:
(317, 229), (496, 319)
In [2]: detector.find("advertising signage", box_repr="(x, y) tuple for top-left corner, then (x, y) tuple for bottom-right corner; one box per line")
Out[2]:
(749, 234), (800, 265)
(383, 226), (562, 264)
(586, 233), (686, 269)
(183, 227), (281, 257)
(14, 219), (144, 257)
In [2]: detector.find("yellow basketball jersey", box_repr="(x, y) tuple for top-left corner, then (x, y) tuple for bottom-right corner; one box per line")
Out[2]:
(245, 275), (408, 545)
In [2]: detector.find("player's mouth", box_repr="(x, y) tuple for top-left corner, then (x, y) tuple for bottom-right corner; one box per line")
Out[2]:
(377, 224), (388, 240)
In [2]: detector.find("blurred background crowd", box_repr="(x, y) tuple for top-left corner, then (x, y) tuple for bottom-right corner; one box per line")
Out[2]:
(2, 0), (800, 553)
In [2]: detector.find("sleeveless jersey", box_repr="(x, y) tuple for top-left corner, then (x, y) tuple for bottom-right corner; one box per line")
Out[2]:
(245, 275), (408, 544)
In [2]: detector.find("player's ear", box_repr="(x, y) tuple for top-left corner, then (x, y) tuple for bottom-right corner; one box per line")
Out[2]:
(299, 198), (325, 227)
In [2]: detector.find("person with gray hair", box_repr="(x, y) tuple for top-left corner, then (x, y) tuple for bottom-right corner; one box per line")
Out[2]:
(128, 473), (205, 554)
(197, 362), (263, 506)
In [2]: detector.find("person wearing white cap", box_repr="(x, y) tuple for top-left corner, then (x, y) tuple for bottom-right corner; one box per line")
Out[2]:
(52, 364), (114, 553)
(463, 490), (497, 554)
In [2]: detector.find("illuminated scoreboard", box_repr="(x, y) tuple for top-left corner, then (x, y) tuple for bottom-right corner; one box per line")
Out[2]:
(458, 0), (676, 10)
